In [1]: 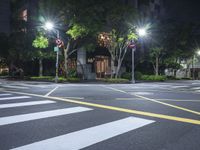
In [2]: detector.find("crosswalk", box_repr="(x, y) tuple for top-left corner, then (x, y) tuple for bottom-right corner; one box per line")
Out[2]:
(0, 92), (155, 150)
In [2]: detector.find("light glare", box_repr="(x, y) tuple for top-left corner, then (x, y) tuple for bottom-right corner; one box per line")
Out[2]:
(138, 28), (147, 37)
(197, 50), (200, 56)
(45, 21), (54, 30)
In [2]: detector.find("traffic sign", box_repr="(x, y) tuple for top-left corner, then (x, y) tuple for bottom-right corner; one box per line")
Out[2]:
(54, 46), (59, 52)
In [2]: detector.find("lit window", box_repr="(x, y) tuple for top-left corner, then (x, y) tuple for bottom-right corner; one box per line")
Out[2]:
(20, 9), (27, 21)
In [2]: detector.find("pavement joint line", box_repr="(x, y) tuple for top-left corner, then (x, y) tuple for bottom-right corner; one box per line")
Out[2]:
(44, 86), (59, 97)
(1, 90), (200, 125)
(103, 86), (200, 116)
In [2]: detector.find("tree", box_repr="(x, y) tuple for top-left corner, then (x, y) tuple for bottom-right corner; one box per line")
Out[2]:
(97, 1), (137, 78)
(63, 23), (89, 77)
(32, 33), (49, 76)
(98, 29), (137, 78)
(149, 46), (165, 76)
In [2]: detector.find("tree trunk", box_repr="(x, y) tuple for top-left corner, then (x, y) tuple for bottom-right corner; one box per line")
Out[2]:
(115, 60), (121, 79)
(155, 57), (159, 76)
(39, 58), (43, 77)
(64, 42), (70, 77)
(111, 57), (115, 79)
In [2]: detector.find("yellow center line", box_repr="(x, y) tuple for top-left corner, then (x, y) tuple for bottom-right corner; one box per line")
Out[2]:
(2, 90), (200, 125)
(103, 86), (200, 116)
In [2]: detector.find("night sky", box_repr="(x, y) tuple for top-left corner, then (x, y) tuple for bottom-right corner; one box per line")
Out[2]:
(1, 0), (200, 34)
(165, 0), (200, 22)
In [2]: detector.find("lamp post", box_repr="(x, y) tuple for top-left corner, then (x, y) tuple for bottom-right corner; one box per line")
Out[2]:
(130, 27), (147, 83)
(44, 21), (60, 83)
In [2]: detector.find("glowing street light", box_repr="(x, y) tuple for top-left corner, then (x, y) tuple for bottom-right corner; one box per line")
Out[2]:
(137, 28), (147, 37)
(131, 27), (148, 83)
(44, 21), (60, 83)
(44, 21), (54, 30)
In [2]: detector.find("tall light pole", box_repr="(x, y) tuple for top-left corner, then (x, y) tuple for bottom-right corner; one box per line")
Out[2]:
(44, 21), (60, 83)
(130, 27), (147, 83)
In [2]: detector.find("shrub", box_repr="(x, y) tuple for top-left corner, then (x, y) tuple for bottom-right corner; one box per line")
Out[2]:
(141, 75), (166, 81)
(30, 76), (80, 83)
(99, 78), (129, 83)
(121, 72), (131, 80)
(135, 71), (143, 80)
(30, 76), (53, 81)
(68, 69), (77, 78)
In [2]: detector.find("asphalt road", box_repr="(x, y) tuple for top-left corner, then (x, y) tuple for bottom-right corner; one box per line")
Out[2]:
(0, 79), (200, 150)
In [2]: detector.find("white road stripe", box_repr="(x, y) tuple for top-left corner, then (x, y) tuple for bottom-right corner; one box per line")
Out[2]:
(171, 86), (189, 88)
(2, 85), (29, 89)
(0, 94), (12, 96)
(0, 96), (31, 101)
(192, 87), (200, 90)
(45, 86), (59, 97)
(0, 107), (92, 126)
(11, 117), (155, 150)
(0, 100), (56, 109)
(64, 97), (84, 100)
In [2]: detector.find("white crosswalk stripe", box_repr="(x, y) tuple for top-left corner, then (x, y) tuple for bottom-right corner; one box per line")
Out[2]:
(0, 100), (56, 109)
(0, 107), (93, 126)
(0, 96), (31, 101)
(11, 117), (155, 150)
(0, 94), (12, 96)
(1, 85), (29, 89)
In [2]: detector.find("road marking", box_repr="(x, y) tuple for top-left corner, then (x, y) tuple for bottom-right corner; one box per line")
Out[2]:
(45, 86), (59, 97)
(2, 90), (200, 125)
(0, 96), (31, 101)
(0, 94), (12, 96)
(64, 97), (84, 100)
(134, 94), (200, 116)
(130, 92), (154, 95)
(1, 85), (29, 89)
(191, 87), (200, 90)
(0, 100), (56, 109)
(116, 98), (200, 102)
(104, 86), (200, 116)
(0, 107), (92, 126)
(11, 117), (155, 150)
(171, 86), (189, 88)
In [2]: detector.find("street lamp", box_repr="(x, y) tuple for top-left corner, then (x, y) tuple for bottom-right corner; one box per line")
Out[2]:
(44, 21), (60, 83)
(130, 27), (147, 83)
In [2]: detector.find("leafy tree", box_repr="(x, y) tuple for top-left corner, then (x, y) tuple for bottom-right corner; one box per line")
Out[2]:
(32, 33), (49, 76)
(98, 29), (137, 78)
(149, 46), (165, 76)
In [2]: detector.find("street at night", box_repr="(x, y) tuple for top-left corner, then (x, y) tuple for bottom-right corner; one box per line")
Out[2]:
(0, 80), (200, 150)
(1, 0), (200, 149)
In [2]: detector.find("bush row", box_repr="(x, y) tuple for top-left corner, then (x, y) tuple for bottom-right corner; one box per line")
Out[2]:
(30, 76), (80, 82)
(121, 72), (167, 81)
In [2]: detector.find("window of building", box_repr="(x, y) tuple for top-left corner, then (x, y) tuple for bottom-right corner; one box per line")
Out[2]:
(20, 9), (27, 21)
